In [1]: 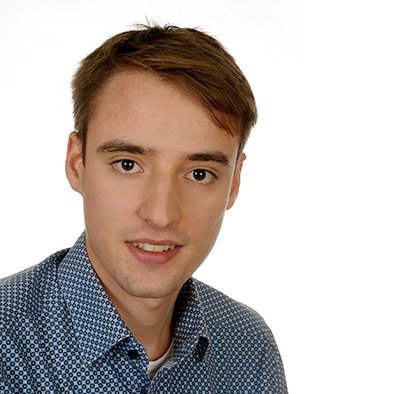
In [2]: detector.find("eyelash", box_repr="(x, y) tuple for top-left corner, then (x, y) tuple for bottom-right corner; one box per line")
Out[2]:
(185, 169), (218, 185)
(111, 159), (142, 175)
(110, 159), (218, 184)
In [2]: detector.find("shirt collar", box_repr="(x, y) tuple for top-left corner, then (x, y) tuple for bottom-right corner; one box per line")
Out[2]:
(171, 278), (210, 364)
(58, 232), (210, 366)
(58, 232), (132, 366)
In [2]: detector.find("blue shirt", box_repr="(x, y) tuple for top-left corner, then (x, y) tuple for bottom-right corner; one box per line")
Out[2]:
(0, 233), (287, 393)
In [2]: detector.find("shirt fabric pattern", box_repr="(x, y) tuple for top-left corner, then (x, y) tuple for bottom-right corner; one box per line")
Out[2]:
(0, 233), (287, 393)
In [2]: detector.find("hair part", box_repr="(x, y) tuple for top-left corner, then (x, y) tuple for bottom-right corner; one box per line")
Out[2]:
(71, 24), (257, 163)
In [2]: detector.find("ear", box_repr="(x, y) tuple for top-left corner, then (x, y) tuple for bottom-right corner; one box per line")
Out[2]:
(65, 132), (84, 195)
(226, 152), (246, 210)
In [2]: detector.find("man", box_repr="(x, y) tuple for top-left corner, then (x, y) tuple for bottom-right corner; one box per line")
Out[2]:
(0, 24), (287, 393)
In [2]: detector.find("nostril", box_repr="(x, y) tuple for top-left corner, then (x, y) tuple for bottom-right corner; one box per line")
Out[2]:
(137, 187), (182, 229)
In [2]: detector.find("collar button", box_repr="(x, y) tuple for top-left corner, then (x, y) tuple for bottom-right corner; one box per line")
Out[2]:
(128, 349), (140, 360)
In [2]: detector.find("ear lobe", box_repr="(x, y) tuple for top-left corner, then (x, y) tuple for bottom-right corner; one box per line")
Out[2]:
(65, 132), (84, 194)
(226, 153), (246, 210)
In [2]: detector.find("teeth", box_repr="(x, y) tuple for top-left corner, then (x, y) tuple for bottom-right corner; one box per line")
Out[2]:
(153, 244), (165, 253)
(133, 242), (176, 253)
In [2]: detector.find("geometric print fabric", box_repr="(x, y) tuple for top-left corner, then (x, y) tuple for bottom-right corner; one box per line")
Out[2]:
(0, 232), (287, 393)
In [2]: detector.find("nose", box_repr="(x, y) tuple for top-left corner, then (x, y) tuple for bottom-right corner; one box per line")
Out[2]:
(138, 174), (182, 229)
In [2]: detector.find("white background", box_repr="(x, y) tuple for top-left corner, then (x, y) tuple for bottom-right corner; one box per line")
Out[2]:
(0, 0), (393, 393)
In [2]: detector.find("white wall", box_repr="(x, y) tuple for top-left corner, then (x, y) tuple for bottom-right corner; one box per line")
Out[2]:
(0, 1), (393, 393)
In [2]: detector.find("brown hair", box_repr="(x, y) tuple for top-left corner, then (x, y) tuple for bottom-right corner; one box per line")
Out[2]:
(71, 24), (257, 161)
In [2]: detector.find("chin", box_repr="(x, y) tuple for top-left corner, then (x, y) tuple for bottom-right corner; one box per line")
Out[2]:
(118, 275), (185, 300)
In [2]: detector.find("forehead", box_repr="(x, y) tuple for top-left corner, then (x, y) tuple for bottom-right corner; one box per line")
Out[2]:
(87, 71), (240, 162)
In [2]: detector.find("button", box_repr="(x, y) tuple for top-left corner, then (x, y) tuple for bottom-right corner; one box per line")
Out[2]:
(128, 349), (140, 360)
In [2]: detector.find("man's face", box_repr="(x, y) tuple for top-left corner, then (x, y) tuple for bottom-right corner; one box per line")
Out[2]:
(66, 71), (245, 300)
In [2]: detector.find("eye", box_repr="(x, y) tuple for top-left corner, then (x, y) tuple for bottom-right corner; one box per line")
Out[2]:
(113, 159), (142, 174)
(186, 169), (216, 184)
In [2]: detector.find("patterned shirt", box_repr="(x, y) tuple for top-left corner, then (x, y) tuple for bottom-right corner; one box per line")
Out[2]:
(0, 233), (287, 393)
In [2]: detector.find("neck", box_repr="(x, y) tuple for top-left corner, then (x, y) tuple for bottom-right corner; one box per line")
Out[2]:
(109, 288), (179, 360)
(89, 257), (180, 361)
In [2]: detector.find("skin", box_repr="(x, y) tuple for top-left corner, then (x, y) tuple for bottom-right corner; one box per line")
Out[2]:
(66, 71), (245, 360)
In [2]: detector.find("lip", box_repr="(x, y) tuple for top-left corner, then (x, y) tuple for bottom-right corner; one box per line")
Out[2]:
(126, 239), (182, 265)
(130, 238), (182, 246)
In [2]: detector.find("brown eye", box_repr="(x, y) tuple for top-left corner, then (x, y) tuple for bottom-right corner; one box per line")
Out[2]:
(113, 159), (142, 174)
(121, 160), (135, 171)
(186, 169), (215, 184)
(193, 169), (207, 181)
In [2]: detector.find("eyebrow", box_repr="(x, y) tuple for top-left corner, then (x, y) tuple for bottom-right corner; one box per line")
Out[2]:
(97, 139), (231, 168)
(96, 139), (157, 156)
(184, 152), (231, 168)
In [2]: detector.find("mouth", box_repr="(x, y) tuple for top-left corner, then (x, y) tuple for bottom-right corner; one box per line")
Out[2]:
(126, 239), (181, 265)
(132, 242), (177, 253)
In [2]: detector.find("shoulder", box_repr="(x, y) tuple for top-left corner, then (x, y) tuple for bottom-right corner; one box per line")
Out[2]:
(192, 278), (271, 338)
(192, 278), (287, 391)
(0, 249), (69, 318)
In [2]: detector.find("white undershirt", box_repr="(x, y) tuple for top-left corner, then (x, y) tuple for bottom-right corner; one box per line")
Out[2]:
(147, 342), (173, 380)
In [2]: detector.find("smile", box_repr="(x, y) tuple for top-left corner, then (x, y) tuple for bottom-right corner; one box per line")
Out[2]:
(132, 242), (176, 253)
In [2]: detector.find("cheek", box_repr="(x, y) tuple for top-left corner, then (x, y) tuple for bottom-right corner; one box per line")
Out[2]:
(82, 172), (130, 227)
(190, 209), (224, 267)
(189, 191), (228, 241)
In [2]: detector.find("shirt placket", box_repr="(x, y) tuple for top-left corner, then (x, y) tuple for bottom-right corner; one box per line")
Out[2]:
(107, 336), (152, 393)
